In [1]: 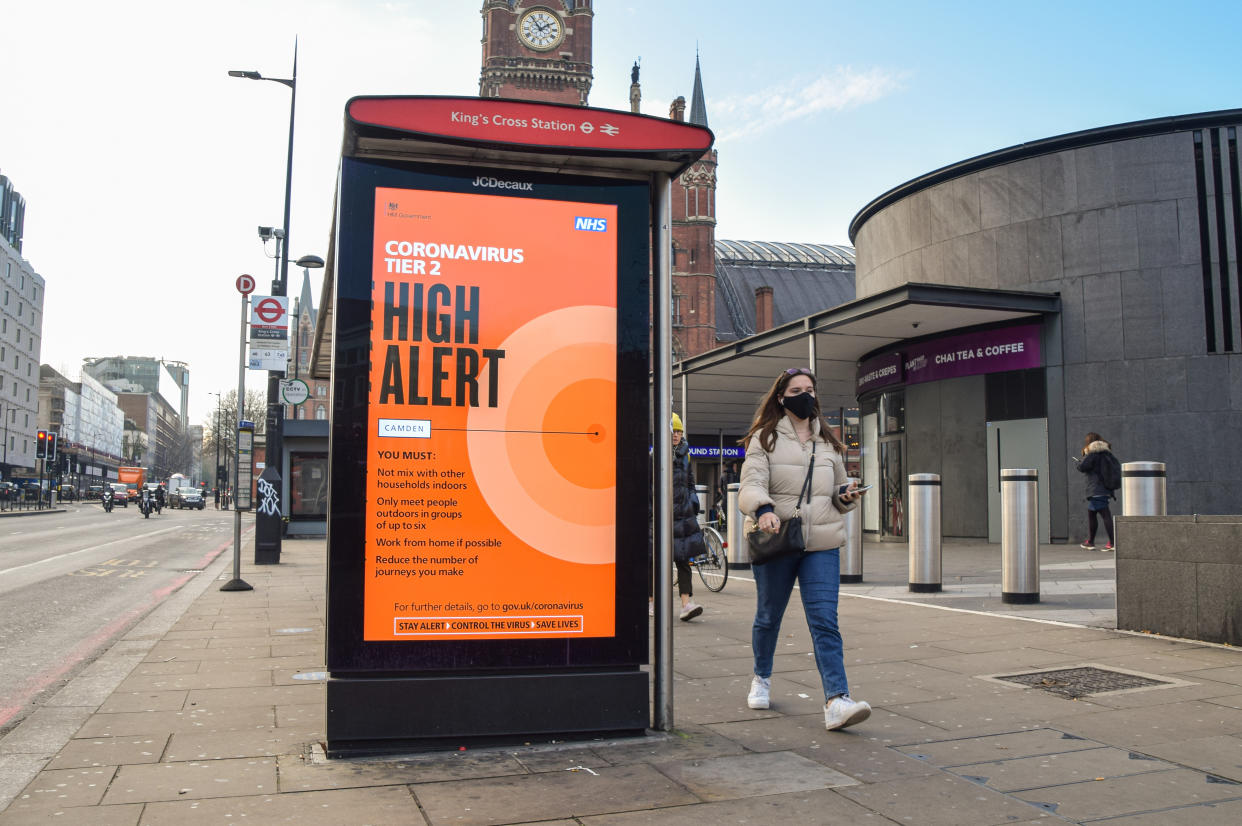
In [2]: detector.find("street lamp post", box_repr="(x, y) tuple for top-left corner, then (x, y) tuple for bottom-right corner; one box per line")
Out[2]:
(230, 41), (297, 564)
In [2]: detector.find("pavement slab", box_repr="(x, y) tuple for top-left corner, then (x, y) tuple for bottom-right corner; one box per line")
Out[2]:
(75, 706), (275, 738)
(947, 746), (1175, 792)
(1086, 797), (1242, 824)
(5, 766), (117, 810)
(1058, 701), (1242, 748)
(138, 785), (422, 825)
(1136, 735), (1242, 782)
(164, 727), (321, 762)
(795, 740), (942, 784)
(0, 802), (141, 826)
(45, 736), (169, 770)
(1011, 767), (1242, 821)
(280, 750), (527, 792)
(96, 691), (188, 714)
(115, 669), (274, 693)
(897, 728), (1107, 766)
(653, 750), (857, 801)
(578, 786), (912, 825)
(834, 771), (1055, 825)
(100, 757), (278, 804)
(410, 763), (698, 825)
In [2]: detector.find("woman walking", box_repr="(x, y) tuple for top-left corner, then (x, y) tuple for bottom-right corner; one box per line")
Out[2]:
(1074, 432), (1119, 551)
(737, 367), (869, 730)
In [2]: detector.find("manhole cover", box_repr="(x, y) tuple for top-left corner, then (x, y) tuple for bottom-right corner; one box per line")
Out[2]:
(996, 666), (1171, 699)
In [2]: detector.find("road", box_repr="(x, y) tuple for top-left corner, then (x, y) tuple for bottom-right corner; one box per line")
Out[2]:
(0, 501), (239, 736)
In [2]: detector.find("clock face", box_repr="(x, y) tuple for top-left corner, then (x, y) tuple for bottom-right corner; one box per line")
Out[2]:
(519, 8), (563, 51)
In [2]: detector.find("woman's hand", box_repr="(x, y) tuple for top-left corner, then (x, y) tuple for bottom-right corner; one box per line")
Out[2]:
(757, 512), (780, 533)
(840, 483), (866, 504)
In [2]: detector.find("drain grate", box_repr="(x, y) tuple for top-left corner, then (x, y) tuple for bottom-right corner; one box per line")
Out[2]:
(996, 666), (1171, 699)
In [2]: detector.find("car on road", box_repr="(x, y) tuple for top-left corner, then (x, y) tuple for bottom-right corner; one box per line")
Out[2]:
(108, 485), (128, 507)
(88, 484), (104, 501)
(170, 486), (205, 509)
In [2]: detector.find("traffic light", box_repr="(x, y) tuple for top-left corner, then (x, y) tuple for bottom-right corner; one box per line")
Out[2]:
(46, 432), (57, 463)
(35, 430), (47, 459)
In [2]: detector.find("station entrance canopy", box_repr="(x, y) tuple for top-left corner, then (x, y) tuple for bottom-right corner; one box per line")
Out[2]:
(672, 283), (1061, 435)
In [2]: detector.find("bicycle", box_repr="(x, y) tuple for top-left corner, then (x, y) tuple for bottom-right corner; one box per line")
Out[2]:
(690, 521), (729, 592)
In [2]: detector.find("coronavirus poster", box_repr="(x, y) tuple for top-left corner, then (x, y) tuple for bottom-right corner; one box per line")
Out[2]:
(364, 186), (617, 641)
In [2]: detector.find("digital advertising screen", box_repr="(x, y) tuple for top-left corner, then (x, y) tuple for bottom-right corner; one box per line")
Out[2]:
(328, 158), (649, 672)
(367, 186), (617, 641)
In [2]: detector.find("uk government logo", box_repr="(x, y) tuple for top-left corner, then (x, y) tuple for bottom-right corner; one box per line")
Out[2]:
(573, 216), (608, 232)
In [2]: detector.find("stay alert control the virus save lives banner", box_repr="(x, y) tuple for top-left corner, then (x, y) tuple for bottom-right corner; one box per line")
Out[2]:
(365, 187), (617, 641)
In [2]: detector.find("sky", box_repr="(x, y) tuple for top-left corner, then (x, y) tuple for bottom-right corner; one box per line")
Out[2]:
(4, 0), (1240, 429)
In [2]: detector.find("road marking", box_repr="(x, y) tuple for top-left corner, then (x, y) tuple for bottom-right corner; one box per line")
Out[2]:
(0, 526), (184, 578)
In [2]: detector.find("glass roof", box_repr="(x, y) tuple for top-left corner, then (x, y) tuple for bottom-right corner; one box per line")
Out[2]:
(715, 239), (856, 268)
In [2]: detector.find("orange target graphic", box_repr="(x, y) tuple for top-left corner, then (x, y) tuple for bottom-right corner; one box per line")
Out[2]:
(467, 305), (616, 565)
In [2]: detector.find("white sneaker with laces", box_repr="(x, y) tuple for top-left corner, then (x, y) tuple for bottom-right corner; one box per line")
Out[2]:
(824, 695), (871, 730)
(679, 601), (703, 621)
(747, 675), (771, 709)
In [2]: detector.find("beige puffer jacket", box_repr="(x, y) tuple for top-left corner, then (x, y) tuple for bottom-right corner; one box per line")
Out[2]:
(737, 417), (857, 552)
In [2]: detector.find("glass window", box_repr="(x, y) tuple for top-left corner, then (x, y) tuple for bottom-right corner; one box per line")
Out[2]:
(316, 385), (327, 396)
(879, 390), (905, 435)
(289, 452), (328, 517)
(315, 405), (326, 420)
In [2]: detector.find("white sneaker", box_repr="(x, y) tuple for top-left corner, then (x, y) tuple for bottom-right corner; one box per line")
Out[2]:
(747, 675), (771, 709)
(679, 601), (703, 621)
(824, 695), (871, 730)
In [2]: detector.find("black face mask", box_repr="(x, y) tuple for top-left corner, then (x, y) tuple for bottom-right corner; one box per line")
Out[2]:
(781, 393), (818, 420)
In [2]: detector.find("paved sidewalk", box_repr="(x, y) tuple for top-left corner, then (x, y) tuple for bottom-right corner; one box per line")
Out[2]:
(3, 537), (1242, 824)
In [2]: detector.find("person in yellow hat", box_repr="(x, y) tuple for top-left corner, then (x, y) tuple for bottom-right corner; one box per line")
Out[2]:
(650, 412), (706, 621)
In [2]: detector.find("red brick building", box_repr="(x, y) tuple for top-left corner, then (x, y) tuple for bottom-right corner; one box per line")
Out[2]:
(479, 1), (594, 105)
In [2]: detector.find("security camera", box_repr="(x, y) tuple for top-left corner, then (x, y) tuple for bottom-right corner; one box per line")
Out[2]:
(272, 228), (285, 240)
(257, 226), (275, 240)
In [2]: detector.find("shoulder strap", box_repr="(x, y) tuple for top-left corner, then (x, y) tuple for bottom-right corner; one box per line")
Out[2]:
(795, 451), (815, 512)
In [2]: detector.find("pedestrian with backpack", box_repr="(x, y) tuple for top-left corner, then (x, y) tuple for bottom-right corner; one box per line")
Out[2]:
(1074, 432), (1120, 551)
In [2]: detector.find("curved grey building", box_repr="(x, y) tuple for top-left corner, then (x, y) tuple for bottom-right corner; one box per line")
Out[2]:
(849, 109), (1242, 542)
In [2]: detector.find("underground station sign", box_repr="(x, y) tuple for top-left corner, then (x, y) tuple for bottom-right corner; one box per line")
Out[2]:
(325, 96), (712, 754)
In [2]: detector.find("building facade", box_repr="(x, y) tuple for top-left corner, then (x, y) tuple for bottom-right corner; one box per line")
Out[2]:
(84, 355), (190, 479)
(479, 0), (593, 105)
(849, 110), (1242, 541)
(0, 212), (45, 480)
(38, 366), (125, 488)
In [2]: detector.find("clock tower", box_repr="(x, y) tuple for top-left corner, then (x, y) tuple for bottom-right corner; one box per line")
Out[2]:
(479, 1), (594, 105)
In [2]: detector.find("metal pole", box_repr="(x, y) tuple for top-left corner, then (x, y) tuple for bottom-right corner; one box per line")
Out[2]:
(653, 172), (674, 732)
(222, 293), (253, 592)
(263, 40), (297, 565)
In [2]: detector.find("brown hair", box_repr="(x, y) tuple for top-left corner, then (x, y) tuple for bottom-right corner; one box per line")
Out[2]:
(1084, 432), (1103, 449)
(739, 369), (846, 455)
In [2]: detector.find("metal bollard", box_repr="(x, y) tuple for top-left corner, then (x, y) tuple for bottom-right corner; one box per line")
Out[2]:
(1001, 468), (1039, 604)
(841, 478), (864, 583)
(695, 483), (708, 525)
(726, 483), (747, 566)
(1122, 462), (1166, 516)
(908, 474), (942, 592)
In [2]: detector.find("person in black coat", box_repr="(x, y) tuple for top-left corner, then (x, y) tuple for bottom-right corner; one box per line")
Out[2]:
(649, 414), (706, 621)
(1074, 432), (1117, 551)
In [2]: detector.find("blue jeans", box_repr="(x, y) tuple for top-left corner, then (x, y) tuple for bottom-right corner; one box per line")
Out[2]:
(752, 548), (849, 701)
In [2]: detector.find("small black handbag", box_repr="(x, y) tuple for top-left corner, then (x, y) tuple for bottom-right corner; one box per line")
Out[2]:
(747, 454), (815, 565)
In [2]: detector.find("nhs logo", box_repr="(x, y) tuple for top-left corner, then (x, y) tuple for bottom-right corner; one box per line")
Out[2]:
(574, 216), (608, 232)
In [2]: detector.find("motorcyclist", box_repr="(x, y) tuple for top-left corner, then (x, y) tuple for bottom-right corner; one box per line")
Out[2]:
(103, 486), (113, 513)
(140, 485), (151, 518)
(154, 485), (165, 514)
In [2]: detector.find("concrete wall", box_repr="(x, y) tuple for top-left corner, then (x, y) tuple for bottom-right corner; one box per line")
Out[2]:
(905, 376), (988, 537)
(1115, 515), (1242, 644)
(853, 119), (1242, 531)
